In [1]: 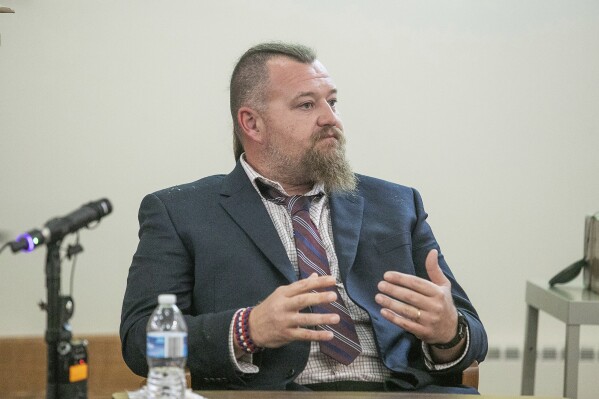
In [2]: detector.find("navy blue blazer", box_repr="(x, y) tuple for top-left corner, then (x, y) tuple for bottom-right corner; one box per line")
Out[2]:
(120, 162), (487, 391)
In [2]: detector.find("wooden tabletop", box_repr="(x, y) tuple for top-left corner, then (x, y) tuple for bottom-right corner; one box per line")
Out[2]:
(3, 391), (563, 399)
(109, 391), (563, 399)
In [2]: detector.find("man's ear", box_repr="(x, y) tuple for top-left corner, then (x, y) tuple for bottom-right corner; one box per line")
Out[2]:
(237, 107), (265, 145)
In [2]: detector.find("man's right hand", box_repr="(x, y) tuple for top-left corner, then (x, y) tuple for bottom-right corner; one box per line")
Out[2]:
(246, 274), (340, 349)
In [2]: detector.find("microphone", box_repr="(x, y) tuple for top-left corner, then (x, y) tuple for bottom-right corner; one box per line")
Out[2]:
(9, 198), (113, 253)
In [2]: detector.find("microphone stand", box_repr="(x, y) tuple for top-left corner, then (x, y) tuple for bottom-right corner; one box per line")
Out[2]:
(3, 198), (111, 398)
(44, 240), (87, 399)
(45, 240), (62, 399)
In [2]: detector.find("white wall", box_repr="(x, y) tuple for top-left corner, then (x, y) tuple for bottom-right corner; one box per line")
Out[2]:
(1, 0), (598, 395)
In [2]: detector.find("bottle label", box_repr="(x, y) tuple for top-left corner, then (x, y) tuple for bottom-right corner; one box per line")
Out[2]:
(147, 332), (188, 358)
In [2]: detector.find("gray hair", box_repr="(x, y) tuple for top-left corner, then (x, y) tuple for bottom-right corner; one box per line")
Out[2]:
(230, 42), (317, 160)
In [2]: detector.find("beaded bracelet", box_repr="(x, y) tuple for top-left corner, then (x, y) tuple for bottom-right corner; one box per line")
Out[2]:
(234, 307), (263, 354)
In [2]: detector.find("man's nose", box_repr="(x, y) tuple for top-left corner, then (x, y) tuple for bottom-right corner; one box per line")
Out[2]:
(317, 102), (341, 128)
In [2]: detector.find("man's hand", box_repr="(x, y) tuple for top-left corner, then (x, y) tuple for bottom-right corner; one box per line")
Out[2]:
(375, 249), (459, 345)
(247, 274), (340, 349)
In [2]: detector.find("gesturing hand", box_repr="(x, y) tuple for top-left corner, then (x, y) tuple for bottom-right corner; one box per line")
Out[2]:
(248, 274), (340, 349)
(375, 249), (458, 345)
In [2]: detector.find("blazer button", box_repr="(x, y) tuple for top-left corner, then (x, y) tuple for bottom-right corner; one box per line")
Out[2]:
(286, 368), (296, 378)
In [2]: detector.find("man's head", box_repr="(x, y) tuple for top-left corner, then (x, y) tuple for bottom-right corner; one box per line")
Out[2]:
(230, 42), (356, 194)
(230, 42), (316, 160)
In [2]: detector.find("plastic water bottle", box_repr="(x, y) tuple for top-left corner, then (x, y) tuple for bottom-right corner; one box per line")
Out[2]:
(146, 294), (188, 399)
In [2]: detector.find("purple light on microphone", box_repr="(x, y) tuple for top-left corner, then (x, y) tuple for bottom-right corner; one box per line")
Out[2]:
(15, 233), (35, 252)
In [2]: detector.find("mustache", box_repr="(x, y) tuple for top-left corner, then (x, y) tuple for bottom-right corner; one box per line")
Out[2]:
(312, 126), (345, 143)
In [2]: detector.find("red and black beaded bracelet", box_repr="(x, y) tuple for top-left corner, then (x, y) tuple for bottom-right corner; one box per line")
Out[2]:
(234, 307), (263, 354)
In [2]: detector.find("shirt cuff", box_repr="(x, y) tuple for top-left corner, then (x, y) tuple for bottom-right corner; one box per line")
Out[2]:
(422, 323), (470, 371)
(229, 309), (259, 374)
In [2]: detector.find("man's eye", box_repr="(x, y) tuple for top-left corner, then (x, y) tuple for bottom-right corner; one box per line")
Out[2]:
(300, 102), (314, 109)
(328, 99), (338, 108)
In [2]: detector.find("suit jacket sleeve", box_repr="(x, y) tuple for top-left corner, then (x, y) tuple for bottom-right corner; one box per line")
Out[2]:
(120, 193), (242, 384)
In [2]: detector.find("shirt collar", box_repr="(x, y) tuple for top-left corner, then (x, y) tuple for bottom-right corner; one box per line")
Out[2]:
(239, 154), (325, 198)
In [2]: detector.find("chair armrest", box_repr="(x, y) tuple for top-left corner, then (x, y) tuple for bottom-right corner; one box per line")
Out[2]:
(461, 360), (479, 389)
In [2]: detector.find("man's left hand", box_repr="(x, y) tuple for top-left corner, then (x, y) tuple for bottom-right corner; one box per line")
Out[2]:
(375, 249), (458, 345)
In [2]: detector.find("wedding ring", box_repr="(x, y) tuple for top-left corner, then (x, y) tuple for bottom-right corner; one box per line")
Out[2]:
(415, 309), (421, 322)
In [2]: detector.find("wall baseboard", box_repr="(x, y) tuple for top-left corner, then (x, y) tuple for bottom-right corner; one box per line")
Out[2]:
(485, 345), (597, 361)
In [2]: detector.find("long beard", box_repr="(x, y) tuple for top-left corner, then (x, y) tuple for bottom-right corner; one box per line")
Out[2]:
(305, 127), (357, 193)
(266, 127), (357, 194)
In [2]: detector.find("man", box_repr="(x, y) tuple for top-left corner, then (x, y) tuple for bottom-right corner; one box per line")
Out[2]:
(120, 42), (487, 393)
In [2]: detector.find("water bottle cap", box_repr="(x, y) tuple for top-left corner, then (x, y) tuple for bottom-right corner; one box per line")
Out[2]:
(157, 294), (176, 305)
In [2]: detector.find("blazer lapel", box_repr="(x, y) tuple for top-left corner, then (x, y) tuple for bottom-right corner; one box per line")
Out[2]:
(219, 163), (297, 283)
(329, 191), (364, 281)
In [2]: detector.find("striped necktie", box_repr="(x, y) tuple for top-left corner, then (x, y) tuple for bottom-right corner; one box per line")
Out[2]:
(259, 183), (361, 365)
